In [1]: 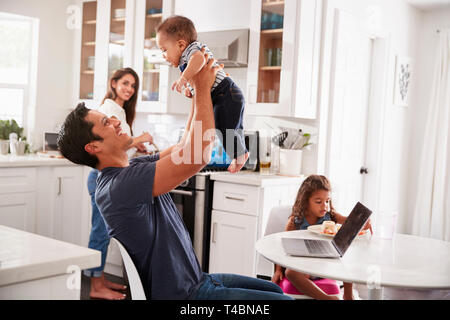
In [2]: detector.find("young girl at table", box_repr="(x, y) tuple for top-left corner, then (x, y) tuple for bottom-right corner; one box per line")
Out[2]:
(271, 174), (372, 300)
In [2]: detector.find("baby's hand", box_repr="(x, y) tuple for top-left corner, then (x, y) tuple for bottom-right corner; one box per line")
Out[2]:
(172, 76), (188, 93)
(184, 88), (193, 98)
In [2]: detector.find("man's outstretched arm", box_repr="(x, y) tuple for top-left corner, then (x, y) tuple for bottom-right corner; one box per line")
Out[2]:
(152, 56), (216, 197)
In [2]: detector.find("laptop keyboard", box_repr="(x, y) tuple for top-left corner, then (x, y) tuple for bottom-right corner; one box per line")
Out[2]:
(304, 239), (335, 255)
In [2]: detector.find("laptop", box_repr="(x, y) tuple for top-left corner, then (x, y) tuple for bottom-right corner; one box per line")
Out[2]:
(281, 202), (372, 258)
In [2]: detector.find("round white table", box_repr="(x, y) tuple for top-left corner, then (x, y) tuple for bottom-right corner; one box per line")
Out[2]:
(256, 230), (450, 299)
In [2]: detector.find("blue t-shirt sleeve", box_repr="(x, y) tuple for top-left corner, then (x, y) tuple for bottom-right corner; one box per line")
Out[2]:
(114, 160), (157, 205)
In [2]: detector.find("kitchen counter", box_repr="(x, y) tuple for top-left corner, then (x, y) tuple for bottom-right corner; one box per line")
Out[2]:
(209, 171), (305, 187)
(0, 154), (74, 167)
(0, 225), (100, 299)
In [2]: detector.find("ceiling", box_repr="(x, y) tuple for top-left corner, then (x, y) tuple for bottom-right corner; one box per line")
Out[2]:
(405, 0), (450, 10)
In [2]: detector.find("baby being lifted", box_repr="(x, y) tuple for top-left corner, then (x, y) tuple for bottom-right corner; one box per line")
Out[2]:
(156, 15), (249, 173)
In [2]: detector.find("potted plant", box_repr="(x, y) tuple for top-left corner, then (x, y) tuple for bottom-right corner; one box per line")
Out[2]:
(0, 119), (25, 155)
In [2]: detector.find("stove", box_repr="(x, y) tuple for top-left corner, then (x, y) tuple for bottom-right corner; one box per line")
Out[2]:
(168, 131), (259, 272)
(169, 171), (215, 272)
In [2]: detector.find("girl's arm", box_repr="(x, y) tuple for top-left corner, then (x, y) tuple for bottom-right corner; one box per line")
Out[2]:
(129, 132), (153, 149)
(331, 211), (347, 224)
(332, 211), (373, 234)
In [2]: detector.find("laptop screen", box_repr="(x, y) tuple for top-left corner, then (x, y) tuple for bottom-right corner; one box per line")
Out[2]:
(332, 202), (372, 255)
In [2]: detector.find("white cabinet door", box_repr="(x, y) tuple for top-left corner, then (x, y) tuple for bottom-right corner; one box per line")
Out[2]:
(246, 0), (322, 119)
(292, 0), (322, 119)
(134, 0), (173, 113)
(246, 0), (296, 117)
(0, 168), (37, 232)
(0, 193), (36, 233)
(208, 210), (258, 277)
(51, 167), (84, 246)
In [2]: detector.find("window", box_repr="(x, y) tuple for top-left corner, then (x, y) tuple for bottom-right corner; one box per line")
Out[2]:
(0, 12), (37, 127)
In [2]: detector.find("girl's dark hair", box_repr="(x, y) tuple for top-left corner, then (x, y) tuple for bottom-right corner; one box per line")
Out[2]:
(156, 15), (197, 44)
(291, 174), (336, 223)
(102, 67), (139, 136)
(57, 103), (103, 169)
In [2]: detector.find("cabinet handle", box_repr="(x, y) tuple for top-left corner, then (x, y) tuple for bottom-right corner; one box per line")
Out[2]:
(169, 189), (194, 196)
(212, 222), (217, 243)
(57, 177), (62, 195)
(225, 195), (245, 202)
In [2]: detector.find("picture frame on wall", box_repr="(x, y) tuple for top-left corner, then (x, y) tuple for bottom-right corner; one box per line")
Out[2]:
(393, 55), (412, 107)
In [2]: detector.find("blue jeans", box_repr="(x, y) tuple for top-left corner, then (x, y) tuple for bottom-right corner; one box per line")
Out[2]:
(83, 169), (110, 278)
(194, 273), (293, 300)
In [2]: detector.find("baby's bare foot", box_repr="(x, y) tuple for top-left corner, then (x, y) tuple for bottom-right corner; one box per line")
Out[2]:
(228, 152), (249, 173)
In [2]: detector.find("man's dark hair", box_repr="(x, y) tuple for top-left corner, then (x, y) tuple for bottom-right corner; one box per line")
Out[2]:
(57, 103), (103, 169)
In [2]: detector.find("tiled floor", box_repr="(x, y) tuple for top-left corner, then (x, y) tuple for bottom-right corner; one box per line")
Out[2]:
(80, 273), (450, 300)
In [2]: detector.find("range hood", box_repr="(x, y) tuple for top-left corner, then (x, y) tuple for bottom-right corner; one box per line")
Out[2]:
(197, 29), (249, 68)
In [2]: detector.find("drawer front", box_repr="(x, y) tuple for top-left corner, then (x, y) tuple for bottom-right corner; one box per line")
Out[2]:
(213, 182), (259, 216)
(0, 168), (37, 194)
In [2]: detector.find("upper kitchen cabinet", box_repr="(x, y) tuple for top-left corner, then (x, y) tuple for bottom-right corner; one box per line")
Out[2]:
(77, 1), (97, 106)
(72, 0), (133, 109)
(134, 0), (173, 113)
(73, 0), (173, 111)
(246, 0), (322, 119)
(106, 0), (134, 81)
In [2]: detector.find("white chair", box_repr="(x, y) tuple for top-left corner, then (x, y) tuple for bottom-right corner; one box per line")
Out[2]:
(111, 237), (146, 300)
(264, 205), (341, 299)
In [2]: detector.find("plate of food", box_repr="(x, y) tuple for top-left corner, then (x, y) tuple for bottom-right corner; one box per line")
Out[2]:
(307, 221), (368, 238)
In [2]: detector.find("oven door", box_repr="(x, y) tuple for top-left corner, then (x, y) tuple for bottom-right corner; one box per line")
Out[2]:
(169, 188), (196, 243)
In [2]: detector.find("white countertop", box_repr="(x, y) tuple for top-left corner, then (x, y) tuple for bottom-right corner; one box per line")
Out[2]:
(0, 154), (75, 167)
(0, 225), (100, 287)
(209, 171), (305, 187)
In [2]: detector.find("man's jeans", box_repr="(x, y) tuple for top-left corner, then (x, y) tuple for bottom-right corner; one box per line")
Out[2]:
(194, 273), (293, 300)
(83, 169), (110, 278)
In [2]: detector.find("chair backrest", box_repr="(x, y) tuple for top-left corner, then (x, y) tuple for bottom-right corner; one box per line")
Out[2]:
(264, 205), (293, 236)
(111, 238), (146, 300)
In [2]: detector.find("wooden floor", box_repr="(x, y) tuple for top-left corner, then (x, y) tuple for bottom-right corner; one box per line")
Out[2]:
(81, 273), (450, 300)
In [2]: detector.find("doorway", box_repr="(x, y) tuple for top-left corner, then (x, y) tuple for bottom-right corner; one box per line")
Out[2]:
(325, 9), (389, 217)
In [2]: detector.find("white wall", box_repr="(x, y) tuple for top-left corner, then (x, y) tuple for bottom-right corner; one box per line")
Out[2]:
(0, 0), (76, 149)
(405, 7), (450, 234)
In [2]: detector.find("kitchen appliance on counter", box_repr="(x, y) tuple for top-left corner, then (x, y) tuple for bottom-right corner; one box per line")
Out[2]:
(39, 132), (62, 157)
(169, 130), (259, 271)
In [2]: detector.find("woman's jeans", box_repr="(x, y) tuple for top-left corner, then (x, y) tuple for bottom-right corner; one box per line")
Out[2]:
(194, 273), (293, 300)
(83, 169), (110, 278)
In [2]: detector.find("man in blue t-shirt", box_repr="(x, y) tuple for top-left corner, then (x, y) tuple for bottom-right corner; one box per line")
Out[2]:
(57, 57), (291, 300)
